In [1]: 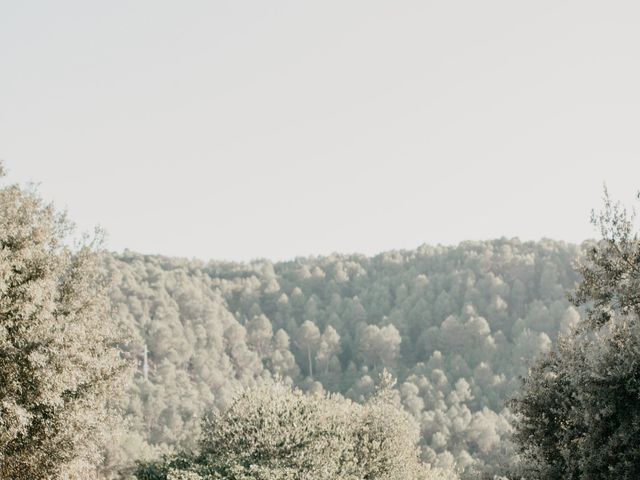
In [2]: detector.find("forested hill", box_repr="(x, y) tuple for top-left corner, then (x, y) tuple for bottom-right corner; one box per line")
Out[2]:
(103, 238), (586, 476)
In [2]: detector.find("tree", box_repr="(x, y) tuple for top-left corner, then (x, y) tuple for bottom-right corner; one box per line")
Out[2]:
(511, 189), (640, 479)
(0, 167), (130, 479)
(359, 324), (401, 369)
(246, 314), (273, 359)
(295, 320), (321, 378)
(269, 329), (300, 379)
(316, 325), (341, 374)
(572, 189), (640, 329)
(134, 373), (457, 480)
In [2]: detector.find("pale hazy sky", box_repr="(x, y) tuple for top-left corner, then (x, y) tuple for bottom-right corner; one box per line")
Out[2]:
(1, 1), (639, 261)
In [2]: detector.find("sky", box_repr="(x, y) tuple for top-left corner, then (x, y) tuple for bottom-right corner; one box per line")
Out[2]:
(1, 1), (640, 262)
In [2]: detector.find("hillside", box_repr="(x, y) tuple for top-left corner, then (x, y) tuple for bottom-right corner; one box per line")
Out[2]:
(102, 238), (587, 476)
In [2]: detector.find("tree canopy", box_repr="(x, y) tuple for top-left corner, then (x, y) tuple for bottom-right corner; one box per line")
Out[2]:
(0, 168), (129, 479)
(511, 190), (640, 479)
(104, 237), (584, 477)
(135, 372), (457, 480)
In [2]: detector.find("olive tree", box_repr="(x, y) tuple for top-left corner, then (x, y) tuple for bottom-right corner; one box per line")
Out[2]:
(511, 189), (640, 479)
(135, 372), (457, 480)
(0, 166), (129, 479)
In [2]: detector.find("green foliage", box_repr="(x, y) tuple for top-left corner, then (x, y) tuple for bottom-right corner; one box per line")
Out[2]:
(571, 188), (640, 329)
(135, 374), (456, 480)
(106, 238), (584, 476)
(0, 169), (130, 479)
(511, 190), (640, 479)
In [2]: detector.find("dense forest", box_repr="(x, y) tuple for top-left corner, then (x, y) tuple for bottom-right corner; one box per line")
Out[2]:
(102, 237), (586, 477)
